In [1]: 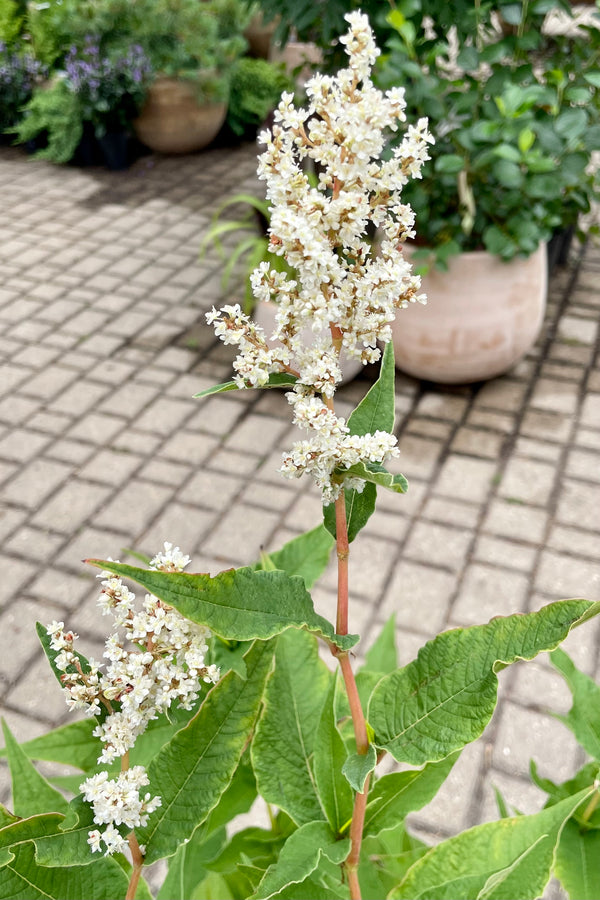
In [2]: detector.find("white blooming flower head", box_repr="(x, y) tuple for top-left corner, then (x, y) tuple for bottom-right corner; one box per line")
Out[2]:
(206, 14), (433, 500)
(81, 766), (161, 855)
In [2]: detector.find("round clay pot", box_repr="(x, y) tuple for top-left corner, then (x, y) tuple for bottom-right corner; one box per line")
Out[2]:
(391, 243), (548, 384)
(133, 78), (227, 154)
(253, 300), (363, 385)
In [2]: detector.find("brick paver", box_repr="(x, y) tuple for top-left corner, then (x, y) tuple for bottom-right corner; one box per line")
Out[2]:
(1, 140), (599, 856)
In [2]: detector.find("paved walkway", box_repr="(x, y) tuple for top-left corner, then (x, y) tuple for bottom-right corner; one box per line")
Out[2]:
(1, 141), (599, 845)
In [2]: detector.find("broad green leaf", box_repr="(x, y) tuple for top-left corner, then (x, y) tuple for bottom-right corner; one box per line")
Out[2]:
(341, 744), (377, 794)
(347, 342), (396, 437)
(362, 615), (397, 675)
(200, 753), (258, 834)
(250, 822), (350, 900)
(0, 720), (98, 772)
(554, 818), (600, 900)
(339, 461), (408, 494)
(363, 752), (460, 838)
(313, 678), (354, 832)
(369, 600), (600, 765)
(1, 720), (69, 818)
(550, 647), (600, 759)
(0, 841), (130, 900)
(324, 343), (398, 544)
(392, 789), (592, 900)
(194, 372), (297, 398)
(252, 629), (330, 825)
(255, 526), (335, 590)
(138, 640), (274, 864)
(157, 826), (227, 900)
(0, 812), (64, 865)
(85, 560), (358, 651)
(33, 797), (100, 867)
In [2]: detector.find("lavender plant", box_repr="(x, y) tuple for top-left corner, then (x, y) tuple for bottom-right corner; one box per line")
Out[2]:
(2, 14), (599, 900)
(0, 41), (47, 133)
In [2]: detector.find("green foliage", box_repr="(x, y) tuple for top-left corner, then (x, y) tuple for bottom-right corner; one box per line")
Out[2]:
(85, 558), (358, 650)
(138, 640), (273, 864)
(0, 0), (22, 45)
(369, 599), (600, 765)
(256, 525), (335, 590)
(392, 790), (592, 900)
(1, 721), (69, 818)
(252, 629), (331, 824)
(194, 372), (298, 397)
(227, 57), (292, 137)
(324, 343), (401, 542)
(550, 647), (600, 759)
(373, 0), (600, 262)
(14, 80), (82, 164)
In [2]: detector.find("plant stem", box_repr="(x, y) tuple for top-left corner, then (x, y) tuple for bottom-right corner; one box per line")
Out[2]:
(331, 488), (371, 900)
(126, 832), (144, 900)
(581, 788), (600, 824)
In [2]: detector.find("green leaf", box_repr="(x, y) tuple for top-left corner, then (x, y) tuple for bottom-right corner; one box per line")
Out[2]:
(191, 871), (235, 900)
(341, 745), (377, 794)
(250, 822), (350, 900)
(0, 842), (130, 900)
(434, 154), (465, 175)
(85, 560), (357, 652)
(369, 600), (600, 766)
(194, 372), (297, 398)
(363, 615), (397, 675)
(35, 622), (94, 694)
(530, 760), (600, 830)
(392, 789), (592, 900)
(550, 647), (600, 759)
(252, 629), (331, 825)
(207, 826), (285, 875)
(1, 720), (69, 818)
(324, 342), (398, 544)
(346, 342), (396, 437)
(584, 72), (600, 88)
(518, 128), (535, 153)
(157, 826), (227, 900)
(0, 719), (98, 772)
(554, 818), (600, 900)
(313, 678), (354, 831)
(363, 752), (460, 838)
(256, 526), (335, 590)
(339, 461), (408, 494)
(0, 812), (64, 862)
(138, 640), (274, 864)
(33, 797), (100, 867)
(361, 825), (427, 898)
(493, 143), (522, 162)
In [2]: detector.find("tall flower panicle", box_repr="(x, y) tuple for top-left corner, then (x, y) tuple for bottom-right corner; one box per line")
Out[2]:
(46, 542), (219, 856)
(207, 13), (433, 503)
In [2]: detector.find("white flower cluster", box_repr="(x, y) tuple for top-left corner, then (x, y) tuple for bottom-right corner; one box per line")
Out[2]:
(82, 767), (161, 856)
(46, 542), (219, 856)
(207, 13), (433, 502)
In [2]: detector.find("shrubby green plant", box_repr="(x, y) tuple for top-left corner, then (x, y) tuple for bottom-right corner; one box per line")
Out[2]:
(227, 57), (292, 138)
(374, 0), (600, 266)
(1, 15), (598, 900)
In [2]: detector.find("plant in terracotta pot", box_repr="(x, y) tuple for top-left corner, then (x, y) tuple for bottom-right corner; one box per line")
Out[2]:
(370, 0), (600, 383)
(131, 0), (251, 153)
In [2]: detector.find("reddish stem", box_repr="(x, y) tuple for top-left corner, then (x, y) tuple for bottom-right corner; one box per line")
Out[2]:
(125, 832), (144, 900)
(335, 493), (350, 636)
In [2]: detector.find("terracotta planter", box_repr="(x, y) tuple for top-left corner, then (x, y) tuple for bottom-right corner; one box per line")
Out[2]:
(133, 78), (227, 154)
(253, 300), (363, 385)
(391, 243), (548, 384)
(244, 13), (280, 60)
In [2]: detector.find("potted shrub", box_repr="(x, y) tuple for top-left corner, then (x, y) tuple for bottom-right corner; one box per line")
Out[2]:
(131, 0), (251, 153)
(14, 40), (153, 168)
(372, 0), (600, 382)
